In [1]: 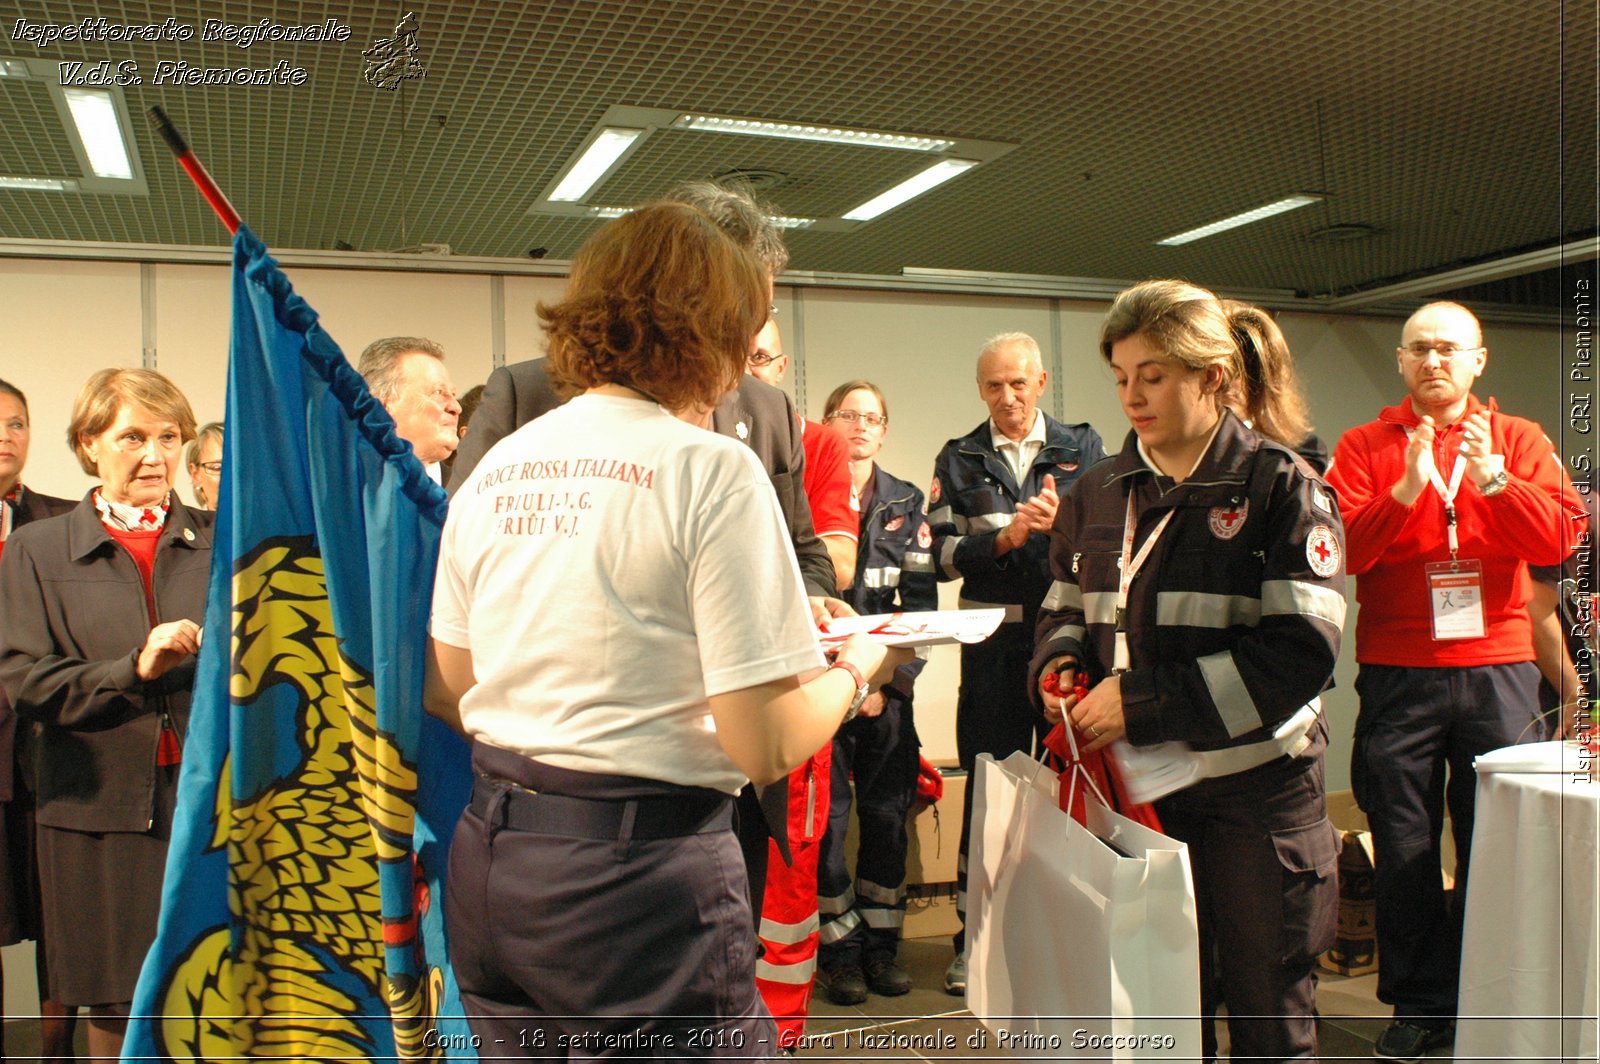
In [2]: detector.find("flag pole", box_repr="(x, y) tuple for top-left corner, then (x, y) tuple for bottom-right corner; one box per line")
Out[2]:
(147, 105), (242, 236)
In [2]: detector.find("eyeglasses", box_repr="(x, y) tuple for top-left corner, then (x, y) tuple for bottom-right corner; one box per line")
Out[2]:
(195, 461), (222, 475)
(825, 410), (887, 428)
(747, 351), (782, 367)
(1401, 343), (1483, 363)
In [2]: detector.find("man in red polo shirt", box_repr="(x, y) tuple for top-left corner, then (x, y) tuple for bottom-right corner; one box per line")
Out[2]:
(1327, 301), (1586, 1063)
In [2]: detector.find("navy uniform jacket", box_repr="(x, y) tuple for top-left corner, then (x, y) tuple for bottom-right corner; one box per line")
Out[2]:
(1030, 413), (1346, 752)
(927, 413), (1105, 629)
(449, 358), (837, 599)
(848, 464), (938, 703)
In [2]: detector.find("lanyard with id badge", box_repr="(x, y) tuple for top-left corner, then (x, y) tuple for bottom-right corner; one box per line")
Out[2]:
(1423, 445), (1485, 640)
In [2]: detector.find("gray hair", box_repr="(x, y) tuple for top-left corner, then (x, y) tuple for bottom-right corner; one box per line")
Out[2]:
(358, 336), (445, 403)
(978, 332), (1043, 373)
(665, 180), (790, 278)
(185, 421), (224, 468)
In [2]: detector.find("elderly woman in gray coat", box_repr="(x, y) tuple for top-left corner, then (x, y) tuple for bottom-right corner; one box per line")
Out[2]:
(0, 368), (211, 1061)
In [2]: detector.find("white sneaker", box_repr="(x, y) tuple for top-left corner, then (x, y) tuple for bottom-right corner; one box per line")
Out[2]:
(943, 951), (968, 995)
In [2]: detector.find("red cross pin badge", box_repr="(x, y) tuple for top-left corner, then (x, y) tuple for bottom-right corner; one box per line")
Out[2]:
(1207, 500), (1249, 540)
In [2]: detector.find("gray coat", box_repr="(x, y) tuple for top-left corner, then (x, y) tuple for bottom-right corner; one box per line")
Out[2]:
(0, 493), (212, 833)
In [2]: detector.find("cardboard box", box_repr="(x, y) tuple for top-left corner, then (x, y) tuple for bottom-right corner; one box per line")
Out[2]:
(903, 882), (961, 939)
(1321, 790), (1379, 976)
(839, 765), (967, 939)
(1318, 789), (1459, 978)
(905, 766), (965, 886)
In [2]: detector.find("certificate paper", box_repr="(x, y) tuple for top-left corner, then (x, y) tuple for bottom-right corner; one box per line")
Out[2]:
(817, 609), (1006, 649)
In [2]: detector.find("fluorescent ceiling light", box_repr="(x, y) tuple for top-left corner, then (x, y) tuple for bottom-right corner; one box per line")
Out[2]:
(0, 60), (30, 78)
(1156, 194), (1324, 246)
(63, 88), (133, 179)
(671, 114), (953, 153)
(843, 159), (979, 221)
(588, 205), (814, 229)
(0, 176), (74, 190)
(548, 127), (644, 202)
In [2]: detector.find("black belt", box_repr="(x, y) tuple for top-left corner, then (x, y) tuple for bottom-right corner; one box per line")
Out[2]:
(470, 776), (733, 841)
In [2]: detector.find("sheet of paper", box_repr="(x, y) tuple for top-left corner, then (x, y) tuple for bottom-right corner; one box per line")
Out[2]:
(817, 608), (1006, 649)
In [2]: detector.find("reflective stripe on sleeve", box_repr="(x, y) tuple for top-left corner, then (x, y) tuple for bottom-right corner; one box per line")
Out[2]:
(1155, 591), (1262, 629)
(939, 536), (963, 579)
(1081, 590), (1119, 625)
(966, 512), (1014, 533)
(1262, 579), (1347, 628)
(928, 505), (954, 528)
(903, 550), (935, 573)
(1041, 579), (1082, 611)
(1198, 649), (1261, 738)
(862, 566), (901, 589)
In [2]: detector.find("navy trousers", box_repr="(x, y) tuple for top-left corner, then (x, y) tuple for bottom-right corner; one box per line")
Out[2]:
(448, 744), (779, 1060)
(1351, 661), (1542, 1021)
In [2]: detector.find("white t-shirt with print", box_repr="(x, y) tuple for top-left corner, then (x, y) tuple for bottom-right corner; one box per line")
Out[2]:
(432, 392), (824, 794)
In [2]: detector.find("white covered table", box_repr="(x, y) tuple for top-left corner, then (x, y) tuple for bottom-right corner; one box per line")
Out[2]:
(1456, 741), (1599, 1063)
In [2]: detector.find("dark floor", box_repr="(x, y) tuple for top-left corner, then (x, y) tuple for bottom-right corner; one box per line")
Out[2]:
(1, 938), (1452, 1062)
(803, 936), (1455, 1061)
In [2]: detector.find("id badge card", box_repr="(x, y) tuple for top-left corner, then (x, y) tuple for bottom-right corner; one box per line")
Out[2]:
(1426, 560), (1485, 640)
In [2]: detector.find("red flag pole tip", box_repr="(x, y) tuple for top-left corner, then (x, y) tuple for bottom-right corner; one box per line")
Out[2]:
(146, 105), (242, 236)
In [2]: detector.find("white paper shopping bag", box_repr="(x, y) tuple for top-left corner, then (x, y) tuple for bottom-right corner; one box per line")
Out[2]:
(968, 752), (1201, 1060)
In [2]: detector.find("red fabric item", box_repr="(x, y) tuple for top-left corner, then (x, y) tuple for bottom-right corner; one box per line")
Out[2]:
(915, 755), (944, 804)
(1327, 394), (1587, 667)
(801, 418), (857, 540)
(1041, 721), (1163, 832)
(156, 719), (182, 766)
(755, 742), (831, 1048)
(107, 525), (162, 625)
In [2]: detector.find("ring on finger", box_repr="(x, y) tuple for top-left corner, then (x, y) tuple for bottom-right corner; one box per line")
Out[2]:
(1087, 723), (1101, 738)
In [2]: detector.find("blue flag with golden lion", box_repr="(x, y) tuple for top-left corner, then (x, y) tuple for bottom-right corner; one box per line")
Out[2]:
(124, 226), (476, 1061)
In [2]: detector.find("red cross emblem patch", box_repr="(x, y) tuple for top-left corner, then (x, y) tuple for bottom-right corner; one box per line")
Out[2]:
(884, 514), (906, 533)
(1207, 500), (1249, 540)
(1306, 524), (1341, 577)
(929, 477), (942, 505)
(917, 523), (932, 548)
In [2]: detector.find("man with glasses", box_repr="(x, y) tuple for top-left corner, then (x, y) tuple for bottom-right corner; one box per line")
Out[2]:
(1327, 301), (1585, 1063)
(926, 332), (1104, 994)
(357, 336), (462, 484)
(746, 318), (858, 590)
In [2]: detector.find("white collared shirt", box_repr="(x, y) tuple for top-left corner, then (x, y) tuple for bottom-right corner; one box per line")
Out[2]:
(990, 411), (1047, 487)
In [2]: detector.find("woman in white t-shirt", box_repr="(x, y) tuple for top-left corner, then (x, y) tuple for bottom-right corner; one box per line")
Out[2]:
(426, 202), (899, 1057)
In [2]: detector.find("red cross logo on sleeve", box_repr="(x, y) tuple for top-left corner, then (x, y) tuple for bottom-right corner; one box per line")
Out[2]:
(1306, 525), (1341, 577)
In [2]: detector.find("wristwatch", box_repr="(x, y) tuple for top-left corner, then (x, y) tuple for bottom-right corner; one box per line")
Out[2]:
(829, 659), (869, 723)
(1479, 470), (1510, 497)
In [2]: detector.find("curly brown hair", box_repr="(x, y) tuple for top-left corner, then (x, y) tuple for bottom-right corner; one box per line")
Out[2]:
(541, 202), (768, 412)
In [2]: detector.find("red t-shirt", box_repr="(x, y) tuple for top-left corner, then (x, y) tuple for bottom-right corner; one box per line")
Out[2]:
(801, 418), (857, 541)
